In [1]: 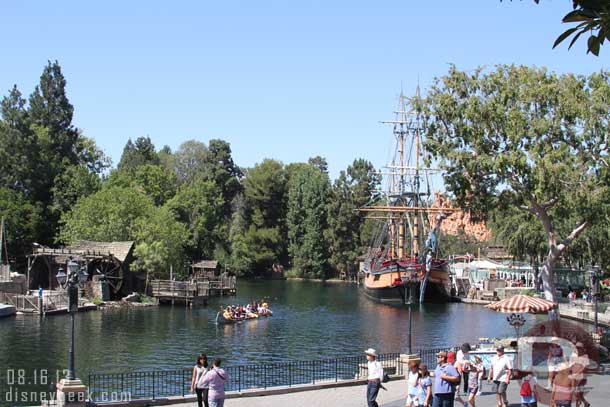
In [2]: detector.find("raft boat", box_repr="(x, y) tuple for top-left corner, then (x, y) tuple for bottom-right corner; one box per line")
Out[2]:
(215, 309), (273, 324)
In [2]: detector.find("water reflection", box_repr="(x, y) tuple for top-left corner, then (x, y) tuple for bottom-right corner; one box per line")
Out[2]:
(0, 280), (545, 375)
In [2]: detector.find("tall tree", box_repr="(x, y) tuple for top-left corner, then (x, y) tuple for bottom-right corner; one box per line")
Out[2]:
(173, 140), (208, 183)
(118, 136), (160, 170)
(420, 64), (610, 303)
(166, 179), (224, 260)
(241, 159), (288, 273)
(287, 165), (331, 278)
(327, 159), (380, 276)
(59, 186), (188, 278)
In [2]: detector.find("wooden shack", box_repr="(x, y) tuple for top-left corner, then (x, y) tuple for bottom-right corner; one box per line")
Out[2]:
(190, 260), (219, 279)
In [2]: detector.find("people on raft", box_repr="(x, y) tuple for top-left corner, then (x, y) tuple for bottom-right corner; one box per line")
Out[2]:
(221, 301), (272, 321)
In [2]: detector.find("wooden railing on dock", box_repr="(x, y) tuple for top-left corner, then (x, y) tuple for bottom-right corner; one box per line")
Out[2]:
(0, 290), (70, 314)
(150, 280), (210, 305)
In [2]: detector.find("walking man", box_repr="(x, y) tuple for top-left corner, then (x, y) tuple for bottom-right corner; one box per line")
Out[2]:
(433, 351), (460, 407)
(365, 348), (383, 407)
(487, 345), (512, 407)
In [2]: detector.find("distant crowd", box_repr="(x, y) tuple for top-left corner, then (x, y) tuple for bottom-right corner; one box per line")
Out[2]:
(365, 341), (593, 407)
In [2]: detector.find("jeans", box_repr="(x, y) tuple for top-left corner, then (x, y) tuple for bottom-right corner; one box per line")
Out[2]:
(433, 393), (455, 407)
(209, 399), (225, 407)
(195, 388), (209, 407)
(367, 381), (380, 407)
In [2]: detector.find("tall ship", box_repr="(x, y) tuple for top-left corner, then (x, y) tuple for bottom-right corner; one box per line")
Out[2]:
(360, 89), (455, 304)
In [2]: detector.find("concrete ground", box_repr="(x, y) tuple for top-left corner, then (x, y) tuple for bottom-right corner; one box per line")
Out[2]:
(173, 371), (610, 407)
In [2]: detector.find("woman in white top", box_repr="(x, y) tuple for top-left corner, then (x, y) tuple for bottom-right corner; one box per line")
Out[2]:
(406, 360), (420, 407)
(191, 354), (210, 407)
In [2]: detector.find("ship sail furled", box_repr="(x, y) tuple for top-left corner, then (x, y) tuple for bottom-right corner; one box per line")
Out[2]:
(360, 89), (456, 304)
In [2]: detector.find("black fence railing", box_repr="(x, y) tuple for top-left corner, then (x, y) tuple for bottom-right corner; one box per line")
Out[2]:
(418, 346), (459, 369)
(87, 353), (403, 403)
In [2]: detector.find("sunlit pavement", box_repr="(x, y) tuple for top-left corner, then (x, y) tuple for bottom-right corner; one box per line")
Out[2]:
(174, 369), (610, 407)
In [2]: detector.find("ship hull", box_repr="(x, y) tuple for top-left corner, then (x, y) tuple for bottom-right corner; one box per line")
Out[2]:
(362, 258), (451, 304)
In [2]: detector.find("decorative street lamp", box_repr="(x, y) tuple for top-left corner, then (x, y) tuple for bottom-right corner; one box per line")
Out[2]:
(589, 266), (601, 334)
(55, 259), (88, 406)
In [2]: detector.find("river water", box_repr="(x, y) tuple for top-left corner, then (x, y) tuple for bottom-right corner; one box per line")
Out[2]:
(0, 280), (543, 375)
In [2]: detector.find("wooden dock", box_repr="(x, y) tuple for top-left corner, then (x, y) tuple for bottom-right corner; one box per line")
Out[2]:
(0, 290), (95, 315)
(149, 275), (237, 305)
(150, 280), (210, 305)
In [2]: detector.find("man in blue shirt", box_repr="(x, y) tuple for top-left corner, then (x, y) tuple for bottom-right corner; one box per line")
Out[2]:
(433, 351), (460, 407)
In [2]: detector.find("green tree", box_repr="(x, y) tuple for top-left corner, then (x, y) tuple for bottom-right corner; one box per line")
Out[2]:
(287, 165), (331, 278)
(0, 86), (39, 195)
(107, 164), (177, 206)
(227, 194), (254, 276)
(327, 159), (380, 277)
(240, 159), (288, 274)
(166, 179), (224, 260)
(308, 156), (329, 174)
(0, 188), (42, 263)
(506, 1), (609, 55)
(173, 140), (208, 183)
(243, 159), (287, 229)
(118, 136), (160, 170)
(59, 186), (188, 278)
(419, 64), (610, 303)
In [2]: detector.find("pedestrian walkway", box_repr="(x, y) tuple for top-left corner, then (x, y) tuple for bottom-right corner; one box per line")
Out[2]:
(170, 371), (610, 407)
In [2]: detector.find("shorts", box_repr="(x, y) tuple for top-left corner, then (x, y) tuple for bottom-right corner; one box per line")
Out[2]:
(406, 394), (420, 405)
(553, 401), (571, 407)
(575, 378), (587, 392)
(468, 386), (478, 396)
(492, 380), (508, 394)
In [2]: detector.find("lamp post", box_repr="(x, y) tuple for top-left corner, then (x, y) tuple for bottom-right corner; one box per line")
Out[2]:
(589, 266), (601, 334)
(55, 259), (88, 406)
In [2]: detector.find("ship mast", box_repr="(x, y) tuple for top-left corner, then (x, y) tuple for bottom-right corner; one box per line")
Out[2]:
(360, 87), (456, 262)
(413, 86), (421, 257)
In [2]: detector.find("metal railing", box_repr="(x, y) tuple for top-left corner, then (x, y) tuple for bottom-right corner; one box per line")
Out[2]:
(87, 352), (402, 403)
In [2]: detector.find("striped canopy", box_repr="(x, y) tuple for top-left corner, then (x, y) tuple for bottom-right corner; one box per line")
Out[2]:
(486, 295), (557, 314)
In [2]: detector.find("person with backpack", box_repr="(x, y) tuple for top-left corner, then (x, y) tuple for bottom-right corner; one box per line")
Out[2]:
(199, 359), (229, 407)
(191, 354), (210, 407)
(520, 371), (539, 407)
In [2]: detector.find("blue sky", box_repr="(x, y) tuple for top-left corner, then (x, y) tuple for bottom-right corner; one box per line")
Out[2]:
(0, 0), (607, 180)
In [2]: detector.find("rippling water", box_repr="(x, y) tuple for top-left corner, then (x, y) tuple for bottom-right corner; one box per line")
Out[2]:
(0, 280), (544, 375)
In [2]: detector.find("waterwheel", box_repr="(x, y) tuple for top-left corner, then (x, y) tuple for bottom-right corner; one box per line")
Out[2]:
(89, 255), (123, 295)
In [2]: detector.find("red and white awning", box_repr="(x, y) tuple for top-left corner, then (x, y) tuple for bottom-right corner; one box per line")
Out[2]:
(486, 294), (556, 314)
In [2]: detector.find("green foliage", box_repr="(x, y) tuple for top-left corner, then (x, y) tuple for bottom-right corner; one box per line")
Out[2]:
(166, 179), (224, 260)
(107, 164), (177, 206)
(0, 188), (42, 262)
(420, 64), (610, 300)
(439, 231), (481, 257)
(244, 159), (287, 229)
(132, 206), (188, 278)
(327, 159), (380, 277)
(551, 0), (610, 56)
(287, 165), (331, 278)
(59, 186), (188, 279)
(58, 186), (156, 243)
(173, 140), (209, 183)
(118, 136), (160, 170)
(0, 61), (107, 248)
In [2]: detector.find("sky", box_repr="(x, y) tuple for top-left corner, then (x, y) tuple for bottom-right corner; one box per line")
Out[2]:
(0, 0), (608, 181)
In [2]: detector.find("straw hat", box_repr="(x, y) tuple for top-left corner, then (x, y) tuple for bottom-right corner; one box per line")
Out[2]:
(364, 348), (378, 357)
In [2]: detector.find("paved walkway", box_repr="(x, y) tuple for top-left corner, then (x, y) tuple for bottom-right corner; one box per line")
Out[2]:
(173, 372), (610, 407)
